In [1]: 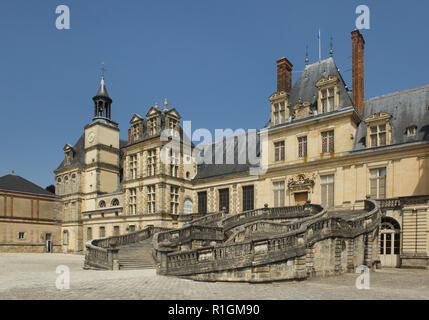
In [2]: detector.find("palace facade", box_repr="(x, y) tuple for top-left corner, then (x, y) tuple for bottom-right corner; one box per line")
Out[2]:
(55, 30), (429, 268)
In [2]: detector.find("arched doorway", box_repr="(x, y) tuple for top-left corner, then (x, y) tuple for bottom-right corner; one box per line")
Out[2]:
(380, 217), (401, 267)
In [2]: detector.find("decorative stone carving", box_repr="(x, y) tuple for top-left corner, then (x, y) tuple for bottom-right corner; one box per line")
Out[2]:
(292, 99), (313, 120)
(287, 173), (316, 191)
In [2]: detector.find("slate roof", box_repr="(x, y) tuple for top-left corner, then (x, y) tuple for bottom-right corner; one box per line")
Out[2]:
(95, 77), (111, 99)
(193, 132), (260, 181)
(288, 57), (354, 110)
(353, 84), (429, 150)
(0, 174), (55, 197)
(55, 135), (128, 172)
(125, 109), (193, 148)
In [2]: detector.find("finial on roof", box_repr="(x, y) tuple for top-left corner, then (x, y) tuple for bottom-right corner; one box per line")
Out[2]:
(101, 61), (106, 78)
(305, 46), (309, 66)
(11, 170), (16, 175)
(154, 102), (159, 109)
(329, 37), (333, 57)
(164, 98), (168, 111)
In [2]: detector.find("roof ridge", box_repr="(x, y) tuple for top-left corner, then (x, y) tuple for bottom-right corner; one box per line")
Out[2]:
(365, 84), (429, 102)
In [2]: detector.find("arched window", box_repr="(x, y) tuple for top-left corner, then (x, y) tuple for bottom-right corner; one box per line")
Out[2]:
(64, 176), (69, 194)
(111, 198), (119, 206)
(184, 198), (193, 214)
(63, 230), (69, 245)
(71, 174), (76, 192)
(99, 200), (106, 208)
(56, 178), (62, 195)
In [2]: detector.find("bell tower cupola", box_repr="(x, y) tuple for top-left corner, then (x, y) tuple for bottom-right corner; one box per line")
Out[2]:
(92, 76), (113, 123)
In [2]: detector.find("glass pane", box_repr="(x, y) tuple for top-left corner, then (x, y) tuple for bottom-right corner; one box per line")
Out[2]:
(386, 233), (391, 254)
(394, 233), (401, 255)
(380, 234), (384, 254)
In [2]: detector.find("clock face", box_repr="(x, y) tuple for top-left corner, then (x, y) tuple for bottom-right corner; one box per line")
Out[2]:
(88, 132), (95, 143)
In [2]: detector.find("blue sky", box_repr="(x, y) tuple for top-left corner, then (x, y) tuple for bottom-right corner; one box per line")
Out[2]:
(0, 0), (428, 188)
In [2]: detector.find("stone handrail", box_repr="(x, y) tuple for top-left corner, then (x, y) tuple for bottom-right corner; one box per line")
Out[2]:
(84, 225), (171, 270)
(220, 204), (322, 231)
(157, 200), (379, 276)
(226, 205), (328, 244)
(377, 195), (429, 210)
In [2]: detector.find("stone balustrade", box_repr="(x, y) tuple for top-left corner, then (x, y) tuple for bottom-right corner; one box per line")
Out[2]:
(155, 200), (380, 280)
(84, 225), (171, 270)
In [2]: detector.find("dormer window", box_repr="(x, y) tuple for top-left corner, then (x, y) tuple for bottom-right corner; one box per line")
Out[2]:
(269, 91), (289, 126)
(132, 124), (141, 140)
(406, 126), (417, 137)
(99, 200), (106, 208)
(273, 103), (286, 125)
(316, 76), (339, 114)
(63, 144), (74, 165)
(148, 117), (158, 136)
(364, 112), (392, 148)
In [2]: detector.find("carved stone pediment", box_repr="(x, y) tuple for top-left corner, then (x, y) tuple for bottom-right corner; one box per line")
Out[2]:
(288, 173), (316, 191)
(315, 75), (339, 88)
(364, 112), (392, 124)
(269, 91), (288, 103)
(292, 100), (313, 120)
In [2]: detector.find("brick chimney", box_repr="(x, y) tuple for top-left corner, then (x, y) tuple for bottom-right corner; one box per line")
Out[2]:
(276, 57), (293, 93)
(351, 30), (365, 115)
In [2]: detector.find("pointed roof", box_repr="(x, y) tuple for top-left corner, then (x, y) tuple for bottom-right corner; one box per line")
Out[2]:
(0, 173), (55, 197)
(94, 77), (111, 99)
(289, 57), (353, 109)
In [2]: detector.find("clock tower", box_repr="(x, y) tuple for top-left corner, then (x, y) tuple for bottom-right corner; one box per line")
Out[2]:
(83, 76), (120, 199)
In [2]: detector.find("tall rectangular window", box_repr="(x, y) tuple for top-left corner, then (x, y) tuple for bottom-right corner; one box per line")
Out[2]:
(243, 186), (254, 211)
(321, 175), (335, 208)
(147, 185), (156, 214)
(322, 131), (335, 153)
(321, 88), (336, 113)
(129, 188), (137, 214)
(129, 154), (137, 179)
(198, 191), (207, 214)
(170, 186), (179, 214)
(147, 149), (157, 176)
(170, 149), (179, 177)
(219, 189), (230, 213)
(99, 226), (105, 238)
(274, 141), (285, 162)
(87, 227), (92, 240)
(370, 124), (387, 147)
(114, 226), (120, 236)
(298, 136), (307, 158)
(370, 168), (386, 199)
(273, 102), (286, 125)
(273, 181), (285, 207)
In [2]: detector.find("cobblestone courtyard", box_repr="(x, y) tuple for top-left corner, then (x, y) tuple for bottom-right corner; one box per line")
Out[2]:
(0, 253), (428, 300)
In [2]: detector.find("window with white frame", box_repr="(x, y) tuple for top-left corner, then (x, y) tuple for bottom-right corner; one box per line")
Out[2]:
(321, 88), (335, 113)
(273, 181), (285, 207)
(370, 124), (387, 147)
(170, 149), (179, 177)
(184, 198), (193, 214)
(147, 149), (157, 176)
(129, 155), (137, 179)
(322, 130), (335, 153)
(273, 102), (286, 125)
(129, 188), (137, 214)
(370, 168), (386, 199)
(321, 175), (335, 208)
(298, 136), (307, 158)
(274, 141), (285, 162)
(170, 186), (179, 214)
(147, 185), (156, 214)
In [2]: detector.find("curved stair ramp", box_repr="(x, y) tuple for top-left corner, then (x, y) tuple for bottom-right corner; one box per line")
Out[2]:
(153, 200), (381, 282)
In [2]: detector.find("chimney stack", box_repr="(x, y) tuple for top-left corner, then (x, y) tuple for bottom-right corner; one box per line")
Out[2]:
(276, 57), (293, 93)
(351, 30), (365, 115)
